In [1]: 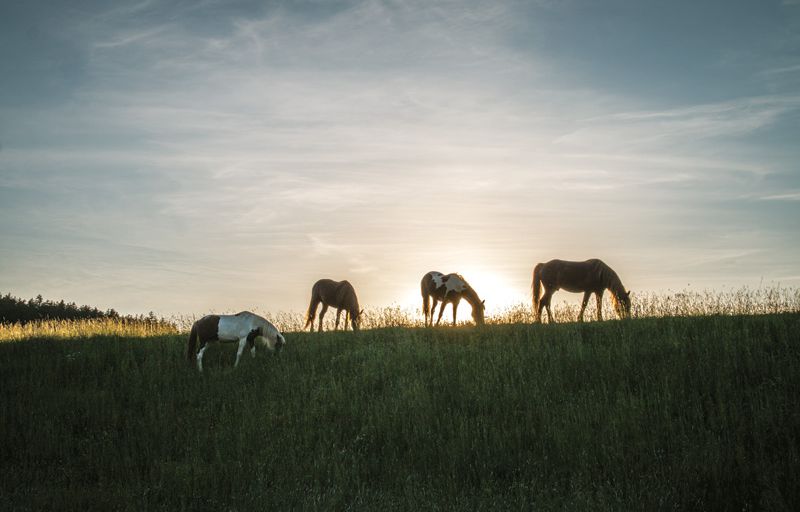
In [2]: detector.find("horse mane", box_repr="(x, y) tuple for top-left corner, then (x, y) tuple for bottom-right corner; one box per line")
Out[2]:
(337, 280), (360, 317)
(596, 260), (626, 299)
(459, 280), (482, 308)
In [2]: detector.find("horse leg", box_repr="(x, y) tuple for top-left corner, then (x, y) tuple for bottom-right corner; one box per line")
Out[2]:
(344, 310), (350, 331)
(196, 341), (208, 372)
(235, 336), (248, 367)
(452, 300), (459, 326)
(435, 301), (447, 326)
(578, 291), (591, 322)
(335, 309), (342, 330)
(429, 299), (439, 327)
(596, 291), (604, 321)
(535, 287), (547, 323)
(318, 304), (329, 332)
(543, 290), (555, 323)
(249, 330), (257, 359)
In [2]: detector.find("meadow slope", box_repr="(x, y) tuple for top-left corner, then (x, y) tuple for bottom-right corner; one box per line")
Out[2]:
(1, 314), (799, 511)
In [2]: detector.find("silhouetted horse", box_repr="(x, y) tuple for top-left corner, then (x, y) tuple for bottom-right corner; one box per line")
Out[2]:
(421, 271), (485, 327)
(532, 259), (631, 323)
(305, 279), (362, 332)
(187, 311), (285, 372)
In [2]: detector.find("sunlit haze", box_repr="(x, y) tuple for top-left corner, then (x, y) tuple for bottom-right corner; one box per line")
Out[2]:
(1, 1), (799, 318)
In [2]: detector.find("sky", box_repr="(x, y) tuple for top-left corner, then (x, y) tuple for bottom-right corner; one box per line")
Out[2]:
(1, 0), (799, 317)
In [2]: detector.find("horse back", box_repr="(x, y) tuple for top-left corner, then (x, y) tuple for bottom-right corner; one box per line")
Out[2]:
(193, 314), (220, 342)
(420, 271), (444, 295)
(421, 271), (469, 302)
(540, 259), (606, 292)
(314, 278), (359, 312)
(217, 312), (270, 341)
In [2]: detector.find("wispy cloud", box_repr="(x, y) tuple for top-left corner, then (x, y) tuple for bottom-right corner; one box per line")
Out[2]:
(758, 63), (800, 76)
(307, 234), (376, 274)
(556, 95), (800, 151)
(759, 192), (800, 201)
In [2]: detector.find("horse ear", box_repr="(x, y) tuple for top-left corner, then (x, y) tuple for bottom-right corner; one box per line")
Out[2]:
(481, 299), (485, 305)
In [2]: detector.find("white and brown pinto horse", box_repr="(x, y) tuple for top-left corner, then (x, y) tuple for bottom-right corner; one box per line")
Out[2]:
(305, 279), (362, 332)
(187, 311), (285, 372)
(532, 259), (631, 323)
(421, 271), (485, 327)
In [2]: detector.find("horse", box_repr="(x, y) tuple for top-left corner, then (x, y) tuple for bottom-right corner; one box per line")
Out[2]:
(421, 271), (486, 327)
(304, 279), (363, 332)
(531, 259), (631, 323)
(187, 311), (286, 372)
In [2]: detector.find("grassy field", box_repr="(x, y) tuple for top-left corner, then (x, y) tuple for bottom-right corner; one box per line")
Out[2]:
(1, 310), (799, 511)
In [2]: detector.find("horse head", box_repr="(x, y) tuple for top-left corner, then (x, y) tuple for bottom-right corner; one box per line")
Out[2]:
(256, 325), (287, 351)
(472, 299), (486, 325)
(614, 290), (632, 319)
(351, 308), (364, 331)
(275, 331), (286, 351)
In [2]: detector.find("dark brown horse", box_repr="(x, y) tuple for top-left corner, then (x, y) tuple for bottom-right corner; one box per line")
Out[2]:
(305, 279), (362, 332)
(421, 271), (485, 327)
(532, 259), (631, 323)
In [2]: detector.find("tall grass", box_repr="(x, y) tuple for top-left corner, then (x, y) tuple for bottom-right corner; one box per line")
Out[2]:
(277, 285), (800, 331)
(1, 314), (798, 510)
(0, 317), (177, 342)
(2, 286), (797, 341)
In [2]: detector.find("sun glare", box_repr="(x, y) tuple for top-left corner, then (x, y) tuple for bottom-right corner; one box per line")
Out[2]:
(390, 267), (525, 319)
(457, 266), (526, 316)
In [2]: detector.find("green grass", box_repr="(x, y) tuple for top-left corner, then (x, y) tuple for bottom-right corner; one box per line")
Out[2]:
(1, 315), (799, 510)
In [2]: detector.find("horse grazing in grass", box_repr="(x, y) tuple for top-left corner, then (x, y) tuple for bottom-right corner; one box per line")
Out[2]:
(532, 259), (631, 323)
(305, 279), (362, 332)
(421, 271), (485, 327)
(187, 311), (285, 372)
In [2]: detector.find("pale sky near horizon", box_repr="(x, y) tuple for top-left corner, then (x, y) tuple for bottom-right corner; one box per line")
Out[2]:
(1, 0), (799, 317)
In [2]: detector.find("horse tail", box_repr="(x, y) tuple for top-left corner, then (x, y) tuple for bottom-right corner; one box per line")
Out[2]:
(187, 323), (198, 363)
(304, 292), (319, 330)
(532, 263), (543, 314)
(421, 279), (430, 314)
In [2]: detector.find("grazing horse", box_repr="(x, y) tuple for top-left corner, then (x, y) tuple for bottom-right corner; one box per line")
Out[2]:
(532, 259), (631, 323)
(305, 279), (362, 332)
(187, 311), (285, 372)
(421, 271), (486, 327)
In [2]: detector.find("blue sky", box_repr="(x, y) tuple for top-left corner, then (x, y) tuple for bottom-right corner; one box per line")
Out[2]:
(1, 0), (799, 316)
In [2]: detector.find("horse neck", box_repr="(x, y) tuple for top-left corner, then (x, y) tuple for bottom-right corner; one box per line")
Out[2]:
(604, 269), (625, 298)
(341, 285), (359, 316)
(461, 286), (482, 308)
(348, 295), (360, 316)
(256, 318), (273, 336)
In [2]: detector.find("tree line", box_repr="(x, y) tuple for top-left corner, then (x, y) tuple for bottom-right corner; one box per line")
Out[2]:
(0, 292), (140, 324)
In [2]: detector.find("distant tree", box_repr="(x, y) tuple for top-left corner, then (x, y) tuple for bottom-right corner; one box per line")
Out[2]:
(0, 292), (138, 324)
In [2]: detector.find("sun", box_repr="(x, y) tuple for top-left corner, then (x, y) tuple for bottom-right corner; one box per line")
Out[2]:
(451, 265), (526, 316)
(391, 266), (527, 319)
